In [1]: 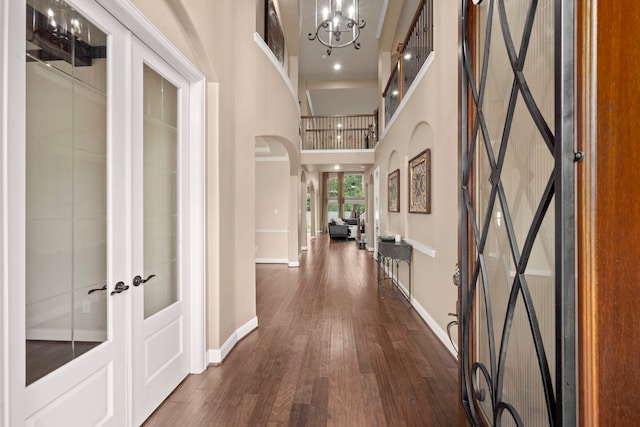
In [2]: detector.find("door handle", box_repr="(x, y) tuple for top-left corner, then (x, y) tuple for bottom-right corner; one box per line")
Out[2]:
(133, 274), (156, 287)
(88, 284), (107, 294)
(110, 281), (129, 296)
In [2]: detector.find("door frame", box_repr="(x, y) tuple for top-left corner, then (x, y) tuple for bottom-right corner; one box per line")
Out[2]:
(3, 0), (26, 424)
(577, 1), (640, 424)
(1, 0), (206, 424)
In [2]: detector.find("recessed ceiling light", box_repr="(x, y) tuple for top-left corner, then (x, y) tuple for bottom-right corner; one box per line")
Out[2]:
(392, 90), (399, 96)
(333, 63), (341, 71)
(337, 123), (342, 128)
(337, 135), (342, 140)
(334, 165), (340, 170)
(404, 53), (412, 60)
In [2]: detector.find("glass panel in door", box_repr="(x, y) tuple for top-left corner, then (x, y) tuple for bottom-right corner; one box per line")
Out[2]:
(25, 0), (108, 385)
(143, 64), (178, 318)
(460, 0), (560, 424)
(474, 0), (556, 422)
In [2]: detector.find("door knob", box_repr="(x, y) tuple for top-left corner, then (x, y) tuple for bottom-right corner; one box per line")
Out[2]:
(133, 274), (156, 287)
(110, 281), (129, 296)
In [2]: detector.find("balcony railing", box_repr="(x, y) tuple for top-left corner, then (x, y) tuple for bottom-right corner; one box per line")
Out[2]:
(265, 0), (285, 65)
(382, 0), (434, 128)
(383, 65), (400, 129)
(301, 115), (378, 150)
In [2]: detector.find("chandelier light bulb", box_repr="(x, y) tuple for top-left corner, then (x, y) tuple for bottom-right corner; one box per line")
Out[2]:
(322, 7), (329, 20)
(336, 0), (342, 13)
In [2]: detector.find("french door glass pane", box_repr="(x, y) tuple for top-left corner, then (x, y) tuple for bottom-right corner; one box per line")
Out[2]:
(143, 65), (178, 319)
(25, 0), (108, 385)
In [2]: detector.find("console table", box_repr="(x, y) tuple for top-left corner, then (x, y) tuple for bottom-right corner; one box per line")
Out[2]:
(377, 239), (412, 304)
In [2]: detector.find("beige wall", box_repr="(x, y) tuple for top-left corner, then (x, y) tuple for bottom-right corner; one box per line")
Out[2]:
(256, 159), (290, 261)
(131, 0), (300, 352)
(374, 0), (459, 339)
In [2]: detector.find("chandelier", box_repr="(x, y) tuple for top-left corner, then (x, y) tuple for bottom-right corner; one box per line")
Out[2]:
(308, 0), (366, 56)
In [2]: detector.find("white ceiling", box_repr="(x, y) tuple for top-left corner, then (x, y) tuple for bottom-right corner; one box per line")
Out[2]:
(307, 87), (379, 115)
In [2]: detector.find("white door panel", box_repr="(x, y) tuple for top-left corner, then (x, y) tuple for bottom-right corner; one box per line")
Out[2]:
(25, 363), (113, 427)
(131, 38), (191, 426)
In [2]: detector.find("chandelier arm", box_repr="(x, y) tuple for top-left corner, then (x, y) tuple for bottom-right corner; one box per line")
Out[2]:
(308, 2), (366, 53)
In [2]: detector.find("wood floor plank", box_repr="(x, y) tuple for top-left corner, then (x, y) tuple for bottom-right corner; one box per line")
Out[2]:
(143, 234), (458, 426)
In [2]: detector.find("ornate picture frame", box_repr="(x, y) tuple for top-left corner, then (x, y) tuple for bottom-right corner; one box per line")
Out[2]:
(388, 169), (400, 212)
(408, 149), (431, 214)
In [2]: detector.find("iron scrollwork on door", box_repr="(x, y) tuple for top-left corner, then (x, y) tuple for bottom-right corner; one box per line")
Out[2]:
(459, 0), (576, 425)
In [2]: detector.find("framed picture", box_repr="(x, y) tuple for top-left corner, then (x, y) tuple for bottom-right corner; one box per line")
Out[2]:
(388, 169), (400, 212)
(409, 149), (431, 214)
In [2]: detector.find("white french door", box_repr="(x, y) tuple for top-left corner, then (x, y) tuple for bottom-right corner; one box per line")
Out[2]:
(6, 0), (204, 425)
(130, 38), (191, 426)
(20, 0), (129, 425)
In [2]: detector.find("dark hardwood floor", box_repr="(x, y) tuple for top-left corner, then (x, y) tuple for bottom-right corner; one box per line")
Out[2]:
(143, 234), (458, 426)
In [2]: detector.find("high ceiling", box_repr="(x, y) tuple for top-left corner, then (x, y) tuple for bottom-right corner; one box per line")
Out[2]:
(298, 0), (420, 116)
(299, 0), (383, 116)
(260, 1), (421, 172)
(299, 0), (384, 82)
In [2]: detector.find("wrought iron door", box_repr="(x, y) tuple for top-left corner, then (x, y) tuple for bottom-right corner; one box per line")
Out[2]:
(459, 0), (575, 425)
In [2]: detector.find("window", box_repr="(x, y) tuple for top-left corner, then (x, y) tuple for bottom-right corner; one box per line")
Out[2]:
(344, 174), (365, 219)
(327, 174), (364, 220)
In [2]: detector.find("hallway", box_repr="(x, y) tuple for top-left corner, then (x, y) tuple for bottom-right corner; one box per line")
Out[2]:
(143, 235), (458, 426)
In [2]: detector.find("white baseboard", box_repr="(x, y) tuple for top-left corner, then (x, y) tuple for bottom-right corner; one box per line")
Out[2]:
(288, 252), (302, 267)
(256, 258), (288, 264)
(207, 316), (259, 364)
(410, 296), (458, 358)
(381, 265), (458, 359)
(255, 258), (300, 267)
